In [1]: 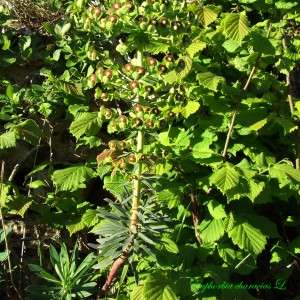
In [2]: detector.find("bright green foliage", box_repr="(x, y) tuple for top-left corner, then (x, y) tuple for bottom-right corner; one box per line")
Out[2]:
(1, 0), (300, 299)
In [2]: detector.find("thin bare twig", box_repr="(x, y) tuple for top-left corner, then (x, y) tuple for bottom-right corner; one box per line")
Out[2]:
(0, 161), (23, 300)
(190, 187), (202, 246)
(222, 23), (273, 159)
(282, 28), (300, 169)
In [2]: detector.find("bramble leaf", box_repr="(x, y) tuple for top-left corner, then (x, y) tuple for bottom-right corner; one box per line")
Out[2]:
(199, 218), (225, 243)
(0, 131), (16, 149)
(210, 164), (240, 194)
(190, 4), (218, 27)
(12, 119), (45, 146)
(70, 112), (102, 140)
(52, 165), (94, 192)
(223, 12), (251, 44)
(143, 270), (178, 300)
(227, 215), (267, 256)
(197, 72), (225, 92)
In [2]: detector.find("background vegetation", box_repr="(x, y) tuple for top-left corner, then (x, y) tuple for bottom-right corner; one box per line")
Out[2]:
(0, 0), (300, 299)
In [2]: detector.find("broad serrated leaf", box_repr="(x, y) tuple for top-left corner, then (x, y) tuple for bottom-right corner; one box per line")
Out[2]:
(269, 162), (300, 186)
(10, 197), (33, 217)
(210, 164), (240, 194)
(161, 237), (179, 253)
(218, 244), (236, 265)
(131, 284), (145, 300)
(190, 4), (218, 27)
(143, 271), (178, 300)
(192, 138), (214, 159)
(52, 165), (93, 192)
(61, 81), (84, 96)
(199, 218), (224, 243)
(186, 41), (206, 57)
(207, 200), (227, 219)
(197, 72), (225, 92)
(223, 12), (251, 44)
(275, 1), (298, 9)
(0, 131), (16, 149)
(228, 216), (267, 256)
(273, 116), (298, 135)
(222, 40), (240, 53)
(38, 103), (53, 117)
(82, 209), (99, 227)
(70, 112), (102, 140)
(148, 41), (170, 54)
(12, 119), (45, 146)
(251, 32), (275, 55)
(181, 101), (200, 118)
(66, 218), (85, 235)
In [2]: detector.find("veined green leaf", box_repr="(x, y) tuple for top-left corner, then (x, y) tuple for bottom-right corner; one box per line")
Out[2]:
(251, 32), (275, 55)
(210, 164), (240, 194)
(82, 209), (99, 227)
(269, 162), (300, 186)
(273, 116), (298, 135)
(161, 237), (179, 254)
(218, 244), (236, 265)
(186, 41), (206, 58)
(66, 218), (85, 236)
(0, 131), (16, 149)
(10, 196), (33, 217)
(143, 270), (178, 300)
(250, 118), (268, 131)
(131, 284), (145, 300)
(207, 200), (227, 219)
(228, 215), (266, 256)
(12, 119), (45, 146)
(275, 1), (298, 9)
(182, 101), (200, 118)
(189, 4), (218, 27)
(223, 12), (251, 44)
(197, 72), (225, 92)
(52, 165), (94, 192)
(199, 218), (224, 243)
(192, 138), (214, 159)
(70, 112), (102, 140)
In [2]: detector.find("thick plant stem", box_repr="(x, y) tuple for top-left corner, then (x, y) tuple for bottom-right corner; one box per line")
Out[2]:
(98, 50), (144, 298)
(222, 23), (272, 159)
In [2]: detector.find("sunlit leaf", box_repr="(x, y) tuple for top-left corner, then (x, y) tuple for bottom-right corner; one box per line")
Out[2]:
(228, 215), (267, 256)
(70, 112), (102, 140)
(52, 165), (94, 192)
(143, 271), (178, 300)
(186, 41), (206, 57)
(223, 12), (251, 44)
(12, 119), (45, 146)
(210, 164), (240, 194)
(197, 72), (225, 92)
(199, 218), (224, 243)
(207, 200), (227, 219)
(0, 131), (16, 149)
(190, 4), (218, 27)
